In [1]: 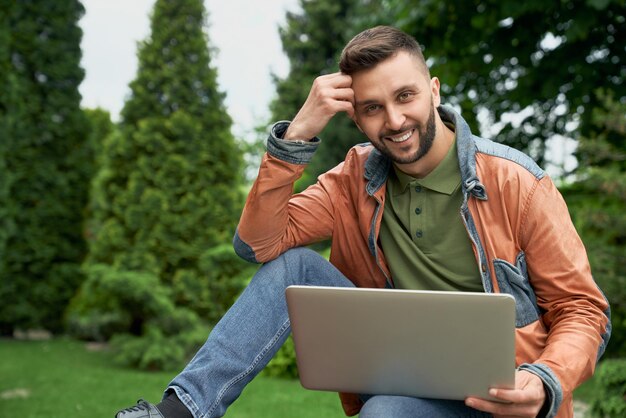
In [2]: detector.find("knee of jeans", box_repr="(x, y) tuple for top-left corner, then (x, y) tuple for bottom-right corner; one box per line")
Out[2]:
(275, 247), (332, 286)
(281, 247), (320, 262)
(260, 247), (318, 279)
(278, 247), (326, 271)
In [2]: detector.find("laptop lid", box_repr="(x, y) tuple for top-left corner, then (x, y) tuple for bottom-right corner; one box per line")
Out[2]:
(286, 285), (516, 401)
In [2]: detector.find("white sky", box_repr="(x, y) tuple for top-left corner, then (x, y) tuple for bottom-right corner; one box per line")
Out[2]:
(79, 0), (300, 139)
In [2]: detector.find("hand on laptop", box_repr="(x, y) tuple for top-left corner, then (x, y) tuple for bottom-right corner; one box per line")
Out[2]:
(464, 370), (546, 417)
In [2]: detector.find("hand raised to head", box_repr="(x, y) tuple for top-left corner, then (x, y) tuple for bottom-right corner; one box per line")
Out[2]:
(283, 72), (354, 142)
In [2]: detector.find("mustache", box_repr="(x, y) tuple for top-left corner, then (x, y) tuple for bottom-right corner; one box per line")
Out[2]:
(379, 123), (420, 140)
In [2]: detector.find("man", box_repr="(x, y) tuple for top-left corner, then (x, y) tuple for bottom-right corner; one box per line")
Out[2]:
(116, 26), (611, 418)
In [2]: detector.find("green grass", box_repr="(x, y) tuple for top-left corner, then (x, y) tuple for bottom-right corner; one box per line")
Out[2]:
(0, 338), (345, 418)
(0, 337), (604, 417)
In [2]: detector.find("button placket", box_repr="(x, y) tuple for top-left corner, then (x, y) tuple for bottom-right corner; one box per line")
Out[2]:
(411, 182), (424, 242)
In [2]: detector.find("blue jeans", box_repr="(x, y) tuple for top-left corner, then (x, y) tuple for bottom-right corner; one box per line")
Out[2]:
(167, 248), (491, 418)
(359, 395), (491, 417)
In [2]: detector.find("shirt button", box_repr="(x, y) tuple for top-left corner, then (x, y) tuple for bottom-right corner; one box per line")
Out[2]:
(415, 230), (423, 238)
(415, 207), (422, 215)
(414, 185), (422, 192)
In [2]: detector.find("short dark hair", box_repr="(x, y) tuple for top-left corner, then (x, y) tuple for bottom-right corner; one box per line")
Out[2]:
(339, 26), (429, 76)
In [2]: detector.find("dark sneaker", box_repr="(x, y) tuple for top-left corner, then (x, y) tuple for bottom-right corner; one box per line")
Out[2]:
(115, 399), (165, 418)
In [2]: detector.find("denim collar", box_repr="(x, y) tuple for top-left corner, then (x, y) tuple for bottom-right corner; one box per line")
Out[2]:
(363, 105), (487, 201)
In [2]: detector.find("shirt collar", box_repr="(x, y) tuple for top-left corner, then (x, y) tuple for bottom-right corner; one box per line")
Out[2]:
(391, 125), (461, 196)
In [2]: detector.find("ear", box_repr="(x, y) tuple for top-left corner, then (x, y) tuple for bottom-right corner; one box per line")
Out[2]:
(430, 77), (441, 107)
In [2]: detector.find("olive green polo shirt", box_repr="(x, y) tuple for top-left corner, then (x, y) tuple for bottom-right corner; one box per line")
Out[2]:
(379, 138), (483, 292)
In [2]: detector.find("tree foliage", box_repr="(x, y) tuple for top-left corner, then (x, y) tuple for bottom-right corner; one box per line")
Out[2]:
(562, 91), (626, 358)
(270, 0), (625, 174)
(83, 108), (114, 174)
(0, 0), (89, 334)
(386, 0), (625, 167)
(0, 5), (17, 319)
(589, 358), (626, 418)
(69, 0), (248, 369)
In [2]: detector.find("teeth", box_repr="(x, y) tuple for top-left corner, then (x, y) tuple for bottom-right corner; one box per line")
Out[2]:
(389, 130), (413, 143)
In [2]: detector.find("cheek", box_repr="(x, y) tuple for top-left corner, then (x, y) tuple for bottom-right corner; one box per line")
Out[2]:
(363, 127), (380, 142)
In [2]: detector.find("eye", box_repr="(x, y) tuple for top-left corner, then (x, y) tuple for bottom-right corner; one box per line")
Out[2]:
(364, 104), (382, 114)
(398, 91), (415, 102)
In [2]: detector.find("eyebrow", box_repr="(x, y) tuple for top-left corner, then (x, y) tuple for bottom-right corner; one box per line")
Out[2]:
(355, 83), (421, 107)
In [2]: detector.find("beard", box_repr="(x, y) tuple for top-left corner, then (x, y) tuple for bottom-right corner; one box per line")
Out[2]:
(371, 102), (437, 165)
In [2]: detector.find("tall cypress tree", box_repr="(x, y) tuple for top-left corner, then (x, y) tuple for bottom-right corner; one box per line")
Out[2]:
(0, 6), (17, 335)
(70, 0), (245, 369)
(0, 0), (88, 334)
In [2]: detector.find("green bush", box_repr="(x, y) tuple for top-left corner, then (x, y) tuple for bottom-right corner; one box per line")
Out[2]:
(589, 359), (626, 418)
(110, 315), (209, 372)
(67, 263), (210, 370)
(264, 335), (299, 379)
(67, 264), (173, 340)
(193, 245), (256, 323)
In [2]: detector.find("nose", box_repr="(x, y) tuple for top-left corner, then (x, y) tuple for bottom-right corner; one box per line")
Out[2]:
(384, 105), (406, 131)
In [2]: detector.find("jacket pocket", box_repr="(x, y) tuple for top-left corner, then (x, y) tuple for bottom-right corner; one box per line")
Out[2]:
(493, 252), (541, 328)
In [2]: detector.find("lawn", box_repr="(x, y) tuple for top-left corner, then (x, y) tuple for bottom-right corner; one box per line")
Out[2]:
(0, 338), (345, 418)
(0, 337), (600, 417)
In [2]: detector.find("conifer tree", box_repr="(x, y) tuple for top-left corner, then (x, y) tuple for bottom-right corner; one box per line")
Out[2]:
(70, 0), (247, 369)
(0, 0), (89, 334)
(0, 6), (16, 335)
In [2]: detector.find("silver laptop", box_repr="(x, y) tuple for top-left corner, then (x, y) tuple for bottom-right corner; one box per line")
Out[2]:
(285, 285), (516, 401)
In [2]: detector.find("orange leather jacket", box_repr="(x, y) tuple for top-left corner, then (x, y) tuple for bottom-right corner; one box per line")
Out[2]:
(234, 106), (611, 417)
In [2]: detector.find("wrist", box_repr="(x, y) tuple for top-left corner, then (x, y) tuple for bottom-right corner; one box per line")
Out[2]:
(283, 125), (313, 142)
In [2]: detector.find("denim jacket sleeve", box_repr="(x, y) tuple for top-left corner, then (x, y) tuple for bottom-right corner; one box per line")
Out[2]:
(266, 121), (321, 165)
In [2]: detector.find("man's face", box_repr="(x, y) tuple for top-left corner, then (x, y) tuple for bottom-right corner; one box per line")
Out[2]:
(351, 51), (441, 167)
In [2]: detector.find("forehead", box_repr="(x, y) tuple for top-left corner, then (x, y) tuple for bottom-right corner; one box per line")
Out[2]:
(351, 51), (429, 100)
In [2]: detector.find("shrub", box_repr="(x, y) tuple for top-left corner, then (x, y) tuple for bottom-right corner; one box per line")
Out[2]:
(589, 359), (626, 418)
(264, 336), (299, 379)
(110, 313), (209, 371)
(67, 263), (210, 370)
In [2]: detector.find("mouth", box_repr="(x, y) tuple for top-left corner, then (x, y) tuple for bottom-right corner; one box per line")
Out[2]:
(384, 129), (414, 143)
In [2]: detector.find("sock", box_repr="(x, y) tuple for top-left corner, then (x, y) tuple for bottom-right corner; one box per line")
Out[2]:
(156, 391), (193, 418)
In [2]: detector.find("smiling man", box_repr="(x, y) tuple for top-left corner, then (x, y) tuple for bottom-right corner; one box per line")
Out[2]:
(116, 26), (610, 418)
